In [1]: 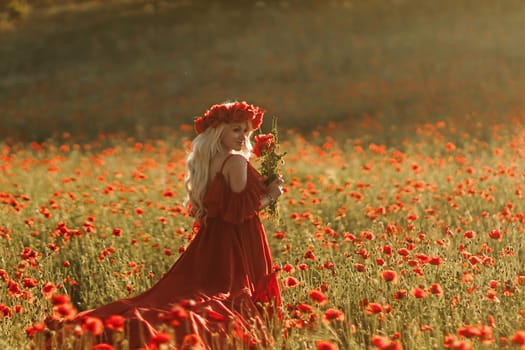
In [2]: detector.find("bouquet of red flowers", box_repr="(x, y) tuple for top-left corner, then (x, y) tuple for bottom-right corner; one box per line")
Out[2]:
(253, 116), (286, 218)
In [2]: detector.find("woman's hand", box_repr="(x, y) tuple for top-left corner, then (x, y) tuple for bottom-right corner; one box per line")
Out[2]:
(264, 175), (284, 206)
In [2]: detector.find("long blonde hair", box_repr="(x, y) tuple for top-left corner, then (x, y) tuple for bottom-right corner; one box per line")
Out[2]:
(184, 122), (254, 221)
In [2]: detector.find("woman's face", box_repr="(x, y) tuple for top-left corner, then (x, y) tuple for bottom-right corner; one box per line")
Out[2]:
(221, 122), (251, 152)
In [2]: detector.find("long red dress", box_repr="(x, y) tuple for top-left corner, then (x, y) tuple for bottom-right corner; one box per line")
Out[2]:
(64, 155), (281, 349)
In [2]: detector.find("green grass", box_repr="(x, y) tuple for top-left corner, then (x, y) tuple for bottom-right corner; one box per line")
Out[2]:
(1, 0), (525, 141)
(1, 118), (525, 349)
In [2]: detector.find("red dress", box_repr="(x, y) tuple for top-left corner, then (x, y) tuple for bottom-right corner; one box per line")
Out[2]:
(63, 155), (281, 349)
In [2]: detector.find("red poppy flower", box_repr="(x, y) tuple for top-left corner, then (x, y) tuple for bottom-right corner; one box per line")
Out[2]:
(397, 248), (410, 256)
(488, 229), (502, 240)
(296, 303), (314, 313)
(458, 325), (493, 341)
(162, 189), (174, 197)
(487, 315), (496, 328)
(381, 270), (398, 283)
(274, 231), (286, 240)
(323, 308), (345, 322)
(303, 249), (316, 260)
(112, 228), (122, 237)
(297, 263), (308, 271)
(50, 294), (70, 306)
(428, 283), (444, 296)
(280, 263), (293, 274)
(382, 245), (393, 256)
(468, 255), (482, 265)
(511, 330), (525, 345)
(82, 316), (104, 336)
(0, 304), (12, 318)
(429, 256), (443, 265)
(148, 332), (173, 348)
(253, 133), (275, 158)
(392, 289), (407, 300)
(365, 303), (383, 315)
(316, 340), (339, 350)
(53, 303), (77, 319)
(7, 281), (21, 297)
(39, 206), (52, 218)
(24, 322), (45, 337)
(371, 335), (402, 350)
(283, 276), (300, 288)
(412, 287), (427, 299)
(323, 261), (335, 270)
(463, 230), (476, 239)
(0, 269), (8, 283)
(445, 142), (456, 151)
(406, 213), (418, 221)
(41, 282), (56, 298)
(93, 344), (114, 350)
(444, 334), (473, 350)
(22, 278), (39, 288)
(354, 263), (366, 272)
(105, 315), (125, 332)
(20, 247), (39, 266)
(309, 289), (328, 305)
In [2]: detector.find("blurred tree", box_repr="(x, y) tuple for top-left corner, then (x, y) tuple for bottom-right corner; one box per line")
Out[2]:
(1, 0), (30, 20)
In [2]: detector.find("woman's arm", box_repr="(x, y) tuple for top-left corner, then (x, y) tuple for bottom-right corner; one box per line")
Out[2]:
(223, 155), (248, 193)
(223, 154), (283, 208)
(260, 176), (283, 209)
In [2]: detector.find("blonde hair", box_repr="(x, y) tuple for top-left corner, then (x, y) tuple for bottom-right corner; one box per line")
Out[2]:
(185, 122), (254, 221)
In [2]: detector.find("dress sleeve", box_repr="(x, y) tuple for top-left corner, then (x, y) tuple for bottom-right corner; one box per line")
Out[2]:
(221, 164), (265, 224)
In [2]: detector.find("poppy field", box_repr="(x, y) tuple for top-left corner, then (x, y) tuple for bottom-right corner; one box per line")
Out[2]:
(1, 114), (525, 349)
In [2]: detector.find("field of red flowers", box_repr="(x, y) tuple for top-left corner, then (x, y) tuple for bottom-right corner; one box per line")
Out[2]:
(1, 115), (525, 349)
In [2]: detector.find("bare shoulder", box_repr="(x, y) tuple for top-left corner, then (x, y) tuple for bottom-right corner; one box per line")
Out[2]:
(223, 155), (248, 192)
(223, 154), (247, 172)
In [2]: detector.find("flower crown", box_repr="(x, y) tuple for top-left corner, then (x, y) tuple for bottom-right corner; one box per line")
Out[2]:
(194, 101), (265, 134)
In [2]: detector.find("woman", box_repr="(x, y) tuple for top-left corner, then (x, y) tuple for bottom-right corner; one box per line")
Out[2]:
(51, 101), (284, 349)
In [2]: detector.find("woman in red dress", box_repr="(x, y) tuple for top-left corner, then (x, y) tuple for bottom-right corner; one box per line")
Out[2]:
(49, 102), (284, 349)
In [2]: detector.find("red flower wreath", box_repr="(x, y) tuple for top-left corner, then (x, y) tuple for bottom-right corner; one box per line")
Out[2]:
(194, 101), (265, 134)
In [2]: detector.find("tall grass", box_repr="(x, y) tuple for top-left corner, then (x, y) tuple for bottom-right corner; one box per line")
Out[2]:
(1, 0), (525, 141)
(1, 115), (525, 349)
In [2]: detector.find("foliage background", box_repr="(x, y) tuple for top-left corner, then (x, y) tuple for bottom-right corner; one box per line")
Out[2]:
(1, 0), (525, 142)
